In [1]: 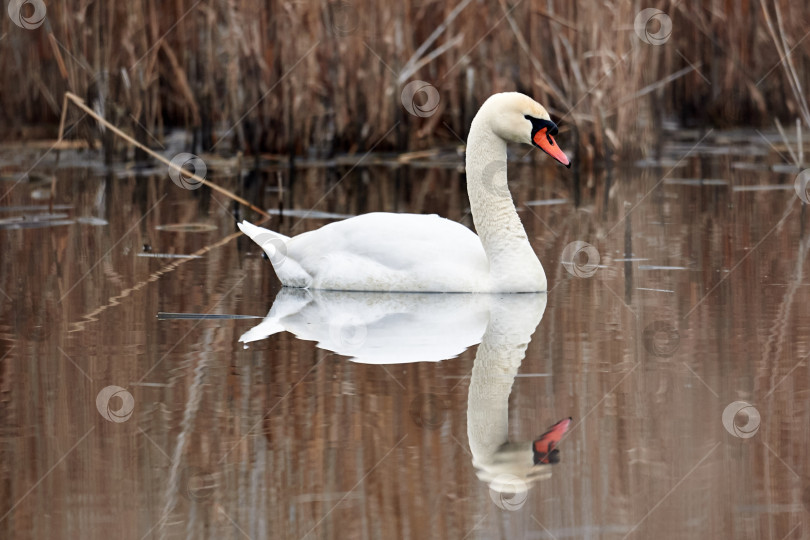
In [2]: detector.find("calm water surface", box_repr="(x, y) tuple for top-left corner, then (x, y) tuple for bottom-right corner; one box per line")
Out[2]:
(1, 136), (809, 539)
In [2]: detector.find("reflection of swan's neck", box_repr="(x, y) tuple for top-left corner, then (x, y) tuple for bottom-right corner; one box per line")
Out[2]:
(467, 324), (530, 464)
(466, 296), (547, 481)
(466, 115), (545, 290)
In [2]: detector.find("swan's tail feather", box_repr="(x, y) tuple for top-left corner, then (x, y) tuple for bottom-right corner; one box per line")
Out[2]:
(238, 289), (313, 343)
(238, 220), (290, 243)
(238, 221), (289, 260)
(239, 318), (285, 343)
(238, 221), (312, 288)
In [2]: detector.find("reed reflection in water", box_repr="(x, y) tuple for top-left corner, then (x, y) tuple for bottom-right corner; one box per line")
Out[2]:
(1, 144), (809, 539)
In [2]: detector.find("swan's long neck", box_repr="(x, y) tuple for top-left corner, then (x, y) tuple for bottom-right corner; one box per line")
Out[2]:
(466, 295), (548, 482)
(466, 323), (527, 464)
(465, 118), (546, 291)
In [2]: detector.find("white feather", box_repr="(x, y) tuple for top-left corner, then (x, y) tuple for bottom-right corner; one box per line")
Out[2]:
(239, 92), (564, 292)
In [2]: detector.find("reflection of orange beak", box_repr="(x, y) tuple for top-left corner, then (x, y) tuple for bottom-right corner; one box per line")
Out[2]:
(533, 417), (572, 464)
(534, 128), (570, 168)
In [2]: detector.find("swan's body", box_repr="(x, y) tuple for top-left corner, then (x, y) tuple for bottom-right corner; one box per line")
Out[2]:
(241, 289), (572, 491)
(239, 92), (570, 292)
(238, 214), (491, 291)
(239, 288), (491, 363)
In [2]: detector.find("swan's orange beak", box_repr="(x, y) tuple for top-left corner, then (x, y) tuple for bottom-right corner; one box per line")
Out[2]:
(534, 128), (570, 168)
(533, 417), (572, 465)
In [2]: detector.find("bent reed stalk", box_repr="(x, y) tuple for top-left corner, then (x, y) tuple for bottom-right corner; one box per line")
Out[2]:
(59, 92), (270, 219)
(2, 0), (809, 162)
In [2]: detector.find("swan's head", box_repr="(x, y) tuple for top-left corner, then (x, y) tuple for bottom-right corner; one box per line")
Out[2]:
(482, 92), (570, 168)
(473, 417), (573, 492)
(532, 417), (571, 465)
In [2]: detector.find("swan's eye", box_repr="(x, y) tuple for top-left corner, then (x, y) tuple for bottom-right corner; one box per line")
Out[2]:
(524, 115), (559, 136)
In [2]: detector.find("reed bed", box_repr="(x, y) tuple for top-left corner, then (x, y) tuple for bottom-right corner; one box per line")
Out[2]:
(1, 0), (809, 163)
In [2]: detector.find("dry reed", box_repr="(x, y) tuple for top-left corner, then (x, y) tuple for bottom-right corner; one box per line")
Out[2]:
(1, 0), (808, 163)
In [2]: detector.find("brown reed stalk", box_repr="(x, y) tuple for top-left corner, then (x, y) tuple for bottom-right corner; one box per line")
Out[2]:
(60, 91), (270, 218)
(0, 0), (808, 161)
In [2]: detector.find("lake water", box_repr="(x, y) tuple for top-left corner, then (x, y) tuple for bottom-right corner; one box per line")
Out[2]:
(1, 133), (809, 539)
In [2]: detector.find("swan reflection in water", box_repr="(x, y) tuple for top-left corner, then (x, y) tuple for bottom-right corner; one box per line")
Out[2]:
(240, 289), (571, 498)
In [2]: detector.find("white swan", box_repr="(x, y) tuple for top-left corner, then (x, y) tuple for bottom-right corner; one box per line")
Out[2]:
(238, 92), (570, 292)
(239, 288), (492, 363)
(466, 293), (571, 492)
(241, 289), (573, 494)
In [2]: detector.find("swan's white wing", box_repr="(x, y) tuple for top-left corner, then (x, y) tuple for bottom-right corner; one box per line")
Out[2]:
(240, 289), (491, 363)
(287, 213), (489, 291)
